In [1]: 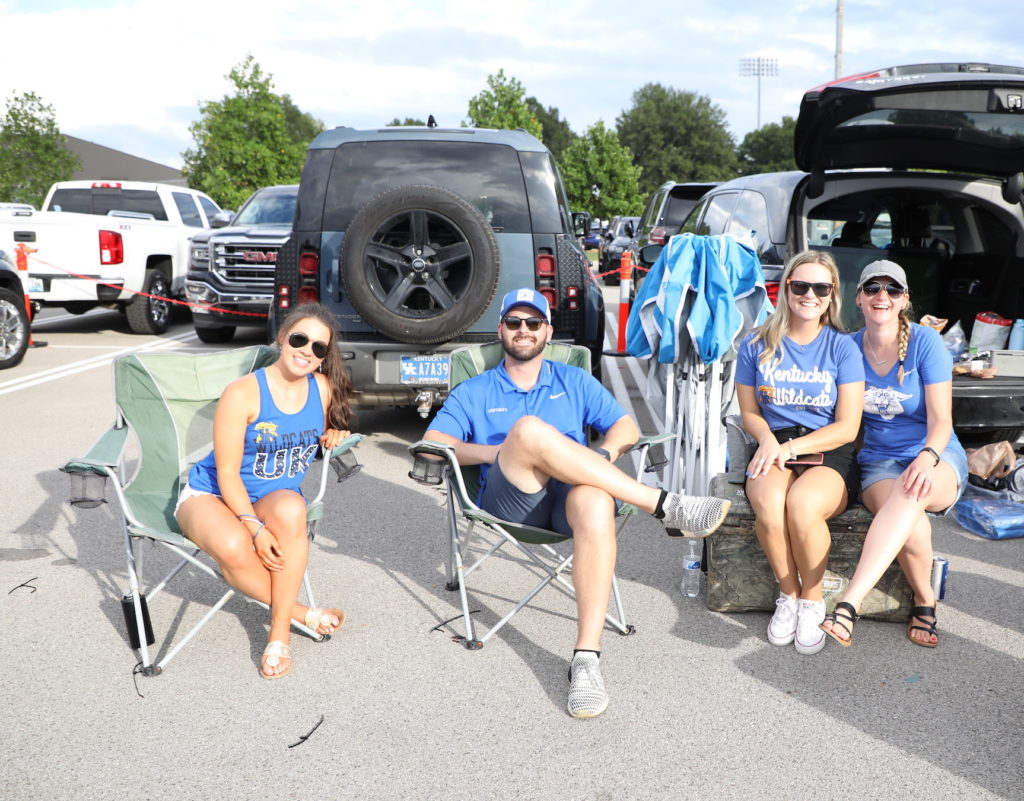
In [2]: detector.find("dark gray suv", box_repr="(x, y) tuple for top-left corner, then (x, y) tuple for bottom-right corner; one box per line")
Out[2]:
(273, 126), (604, 414)
(652, 62), (1024, 441)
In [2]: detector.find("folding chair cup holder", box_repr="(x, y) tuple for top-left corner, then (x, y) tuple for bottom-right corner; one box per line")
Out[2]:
(62, 345), (363, 675)
(409, 341), (673, 649)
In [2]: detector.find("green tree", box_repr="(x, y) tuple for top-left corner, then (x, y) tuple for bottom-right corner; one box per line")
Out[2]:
(386, 117), (427, 126)
(281, 94), (325, 147)
(559, 121), (643, 220)
(617, 83), (738, 195)
(0, 91), (79, 208)
(183, 56), (313, 209)
(465, 70), (543, 139)
(525, 97), (576, 161)
(738, 116), (798, 174)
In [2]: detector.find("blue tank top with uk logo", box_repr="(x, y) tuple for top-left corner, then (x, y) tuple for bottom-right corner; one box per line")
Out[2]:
(188, 368), (324, 502)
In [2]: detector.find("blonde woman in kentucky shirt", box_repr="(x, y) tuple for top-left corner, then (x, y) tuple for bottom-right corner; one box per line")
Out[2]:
(821, 260), (967, 650)
(736, 250), (864, 655)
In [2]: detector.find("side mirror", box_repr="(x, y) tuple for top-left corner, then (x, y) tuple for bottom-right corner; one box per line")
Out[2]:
(211, 210), (235, 228)
(625, 221), (635, 238)
(571, 211), (591, 238)
(639, 244), (663, 266)
(1002, 173), (1023, 205)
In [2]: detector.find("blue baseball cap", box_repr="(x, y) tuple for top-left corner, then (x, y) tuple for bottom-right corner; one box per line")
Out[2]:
(499, 288), (551, 322)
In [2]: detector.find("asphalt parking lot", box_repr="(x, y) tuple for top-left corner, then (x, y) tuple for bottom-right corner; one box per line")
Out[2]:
(1, 298), (1021, 801)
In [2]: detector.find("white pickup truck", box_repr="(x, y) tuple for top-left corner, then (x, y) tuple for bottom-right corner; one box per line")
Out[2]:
(0, 181), (222, 334)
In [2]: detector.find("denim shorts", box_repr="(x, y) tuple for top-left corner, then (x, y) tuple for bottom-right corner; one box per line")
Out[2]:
(174, 481), (219, 516)
(859, 446), (969, 516)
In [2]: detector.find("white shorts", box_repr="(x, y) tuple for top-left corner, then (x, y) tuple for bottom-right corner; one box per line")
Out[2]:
(174, 481), (220, 516)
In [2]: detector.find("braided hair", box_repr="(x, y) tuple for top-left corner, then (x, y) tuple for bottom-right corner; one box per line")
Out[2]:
(896, 305), (913, 385)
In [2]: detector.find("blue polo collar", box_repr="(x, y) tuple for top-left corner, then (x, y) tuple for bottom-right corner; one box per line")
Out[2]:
(495, 359), (554, 393)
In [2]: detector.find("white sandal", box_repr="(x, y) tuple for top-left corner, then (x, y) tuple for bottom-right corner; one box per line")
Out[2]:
(261, 640), (292, 679)
(305, 607), (345, 635)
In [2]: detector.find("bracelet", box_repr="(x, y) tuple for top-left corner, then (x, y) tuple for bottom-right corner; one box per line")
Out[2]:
(238, 513), (266, 539)
(920, 447), (941, 467)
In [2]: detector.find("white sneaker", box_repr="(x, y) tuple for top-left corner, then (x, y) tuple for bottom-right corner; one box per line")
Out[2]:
(567, 652), (608, 719)
(767, 592), (798, 646)
(795, 599), (827, 655)
(661, 493), (731, 538)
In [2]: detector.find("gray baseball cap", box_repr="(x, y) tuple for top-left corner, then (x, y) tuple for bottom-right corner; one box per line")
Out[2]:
(858, 259), (907, 289)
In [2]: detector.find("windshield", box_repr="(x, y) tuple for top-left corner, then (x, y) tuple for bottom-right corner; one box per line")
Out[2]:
(233, 190), (298, 226)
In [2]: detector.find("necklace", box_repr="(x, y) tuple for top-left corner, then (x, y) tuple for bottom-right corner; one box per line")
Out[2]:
(866, 337), (894, 365)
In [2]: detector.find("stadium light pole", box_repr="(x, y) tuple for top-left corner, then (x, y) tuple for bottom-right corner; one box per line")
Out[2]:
(739, 57), (779, 129)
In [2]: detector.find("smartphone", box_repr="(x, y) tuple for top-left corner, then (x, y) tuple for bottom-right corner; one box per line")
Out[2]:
(785, 452), (824, 466)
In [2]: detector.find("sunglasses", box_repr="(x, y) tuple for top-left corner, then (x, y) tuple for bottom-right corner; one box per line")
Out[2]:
(287, 332), (330, 359)
(786, 280), (833, 298)
(502, 315), (547, 331)
(861, 281), (905, 298)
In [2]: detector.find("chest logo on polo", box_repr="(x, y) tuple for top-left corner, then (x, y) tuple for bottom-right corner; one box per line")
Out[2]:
(864, 386), (912, 420)
(549, 392), (566, 400)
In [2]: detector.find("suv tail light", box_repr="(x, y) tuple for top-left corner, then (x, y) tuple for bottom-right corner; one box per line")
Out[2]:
(298, 251), (320, 305)
(277, 284), (291, 310)
(765, 281), (780, 307)
(99, 230), (123, 264)
(649, 226), (667, 245)
(535, 250), (557, 310)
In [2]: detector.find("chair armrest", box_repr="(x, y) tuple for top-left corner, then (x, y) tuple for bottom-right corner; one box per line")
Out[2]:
(630, 432), (674, 451)
(310, 434), (363, 506)
(61, 425), (129, 476)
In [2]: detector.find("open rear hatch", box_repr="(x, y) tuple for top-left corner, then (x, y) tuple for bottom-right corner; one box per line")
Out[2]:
(795, 63), (1024, 196)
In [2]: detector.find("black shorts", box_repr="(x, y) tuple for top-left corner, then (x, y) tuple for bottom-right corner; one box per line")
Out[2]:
(745, 424), (860, 502)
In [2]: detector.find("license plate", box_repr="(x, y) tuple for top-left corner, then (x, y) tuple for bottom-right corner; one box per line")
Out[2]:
(400, 354), (449, 385)
(27, 277), (43, 293)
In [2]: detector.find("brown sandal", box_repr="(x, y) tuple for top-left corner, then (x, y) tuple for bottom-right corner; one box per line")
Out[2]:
(906, 605), (939, 648)
(820, 601), (859, 647)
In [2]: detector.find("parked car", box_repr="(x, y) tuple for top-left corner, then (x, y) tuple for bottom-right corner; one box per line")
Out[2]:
(583, 222), (603, 250)
(0, 247), (29, 369)
(598, 215), (640, 285)
(640, 62), (1024, 442)
(272, 126), (604, 414)
(186, 184), (297, 343)
(1, 180), (222, 333)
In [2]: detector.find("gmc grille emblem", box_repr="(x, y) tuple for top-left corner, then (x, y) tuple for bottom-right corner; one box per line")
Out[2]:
(242, 251), (276, 263)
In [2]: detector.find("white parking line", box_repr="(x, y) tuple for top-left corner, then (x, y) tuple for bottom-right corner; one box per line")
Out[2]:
(0, 331), (197, 396)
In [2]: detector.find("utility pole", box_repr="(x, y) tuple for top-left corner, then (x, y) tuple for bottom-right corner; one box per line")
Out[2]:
(836, 0), (844, 79)
(739, 57), (779, 129)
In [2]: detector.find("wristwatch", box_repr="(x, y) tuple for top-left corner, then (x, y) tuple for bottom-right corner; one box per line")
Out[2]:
(596, 448), (611, 461)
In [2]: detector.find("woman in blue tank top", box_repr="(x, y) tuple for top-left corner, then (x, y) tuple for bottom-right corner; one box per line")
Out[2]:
(176, 304), (354, 679)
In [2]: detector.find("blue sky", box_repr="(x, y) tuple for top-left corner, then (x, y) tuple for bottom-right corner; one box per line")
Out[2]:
(1, 0), (1022, 170)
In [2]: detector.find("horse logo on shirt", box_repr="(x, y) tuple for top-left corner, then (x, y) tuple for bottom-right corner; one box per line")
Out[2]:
(757, 385), (777, 405)
(864, 386), (913, 420)
(254, 421), (279, 443)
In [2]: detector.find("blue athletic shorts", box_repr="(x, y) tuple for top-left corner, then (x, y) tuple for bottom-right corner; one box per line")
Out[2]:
(479, 458), (576, 536)
(859, 445), (969, 516)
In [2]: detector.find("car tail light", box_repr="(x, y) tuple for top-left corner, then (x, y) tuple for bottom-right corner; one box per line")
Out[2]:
(91, 182), (122, 189)
(535, 253), (555, 277)
(539, 288), (556, 310)
(565, 285), (580, 311)
(535, 249), (556, 310)
(649, 227), (667, 245)
(297, 251), (320, 304)
(765, 281), (780, 307)
(99, 230), (123, 264)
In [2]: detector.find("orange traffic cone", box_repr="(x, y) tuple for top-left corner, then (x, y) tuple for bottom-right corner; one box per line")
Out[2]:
(603, 250), (634, 357)
(14, 243), (47, 349)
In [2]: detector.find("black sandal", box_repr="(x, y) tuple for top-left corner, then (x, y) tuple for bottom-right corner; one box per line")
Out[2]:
(906, 605), (939, 648)
(820, 601), (859, 647)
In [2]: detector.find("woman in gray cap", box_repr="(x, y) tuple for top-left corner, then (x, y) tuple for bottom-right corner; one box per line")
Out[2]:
(821, 260), (967, 649)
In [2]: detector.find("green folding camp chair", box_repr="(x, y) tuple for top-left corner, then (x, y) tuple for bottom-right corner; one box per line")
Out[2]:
(62, 345), (362, 676)
(409, 341), (672, 649)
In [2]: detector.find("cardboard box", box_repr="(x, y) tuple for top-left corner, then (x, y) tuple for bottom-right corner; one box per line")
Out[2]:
(991, 349), (1024, 377)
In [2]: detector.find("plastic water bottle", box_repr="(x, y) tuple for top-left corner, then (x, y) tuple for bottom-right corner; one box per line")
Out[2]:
(1009, 319), (1024, 351)
(681, 539), (702, 598)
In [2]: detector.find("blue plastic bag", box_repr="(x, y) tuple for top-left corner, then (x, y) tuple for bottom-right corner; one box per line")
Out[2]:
(953, 497), (1024, 540)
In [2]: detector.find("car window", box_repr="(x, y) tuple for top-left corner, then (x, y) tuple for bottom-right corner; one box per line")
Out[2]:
(197, 195), (220, 224)
(519, 151), (568, 234)
(323, 141), (531, 234)
(234, 191), (298, 226)
(679, 196), (712, 236)
(695, 192), (739, 236)
(172, 192), (203, 227)
(48, 187), (168, 220)
(640, 187), (667, 230)
(662, 195), (700, 228)
(726, 190), (771, 257)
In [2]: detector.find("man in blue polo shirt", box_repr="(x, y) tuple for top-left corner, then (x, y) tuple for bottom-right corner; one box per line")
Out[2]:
(426, 287), (730, 719)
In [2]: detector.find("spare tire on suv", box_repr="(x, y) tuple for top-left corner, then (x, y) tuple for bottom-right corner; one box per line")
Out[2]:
(339, 185), (500, 345)
(272, 126), (604, 415)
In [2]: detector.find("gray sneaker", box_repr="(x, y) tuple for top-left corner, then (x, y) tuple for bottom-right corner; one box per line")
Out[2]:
(661, 493), (731, 538)
(567, 652), (608, 719)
